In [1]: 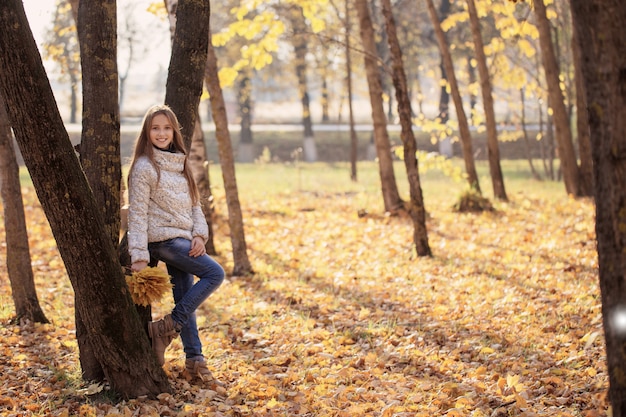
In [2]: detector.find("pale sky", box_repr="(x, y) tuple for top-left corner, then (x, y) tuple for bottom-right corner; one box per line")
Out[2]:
(22, 0), (170, 75)
(21, 0), (172, 116)
(22, 0), (54, 45)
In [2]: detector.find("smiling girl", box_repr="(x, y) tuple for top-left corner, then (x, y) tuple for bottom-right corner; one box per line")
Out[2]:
(127, 104), (224, 383)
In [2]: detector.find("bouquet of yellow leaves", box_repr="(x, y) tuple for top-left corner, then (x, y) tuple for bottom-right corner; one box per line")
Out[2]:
(125, 267), (172, 306)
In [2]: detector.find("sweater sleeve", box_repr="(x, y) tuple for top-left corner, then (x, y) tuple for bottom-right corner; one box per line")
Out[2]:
(191, 205), (209, 244)
(127, 160), (154, 264)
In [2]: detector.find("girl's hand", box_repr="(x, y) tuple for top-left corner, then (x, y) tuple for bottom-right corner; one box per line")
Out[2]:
(189, 236), (206, 258)
(131, 260), (148, 272)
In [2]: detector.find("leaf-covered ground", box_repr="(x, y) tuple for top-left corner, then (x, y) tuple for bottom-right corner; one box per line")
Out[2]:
(0, 173), (607, 416)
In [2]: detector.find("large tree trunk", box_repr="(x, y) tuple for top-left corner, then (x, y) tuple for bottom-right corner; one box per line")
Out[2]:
(535, 0), (581, 197)
(75, 0), (123, 382)
(164, 0), (210, 151)
(380, 0), (431, 257)
(571, 18), (594, 197)
(0, 0), (169, 398)
(466, 0), (507, 201)
(163, 0), (216, 255)
(570, 0), (626, 414)
(426, 0), (480, 193)
(355, 0), (403, 213)
(77, 1), (121, 246)
(0, 93), (48, 324)
(206, 35), (253, 276)
(291, 6), (317, 162)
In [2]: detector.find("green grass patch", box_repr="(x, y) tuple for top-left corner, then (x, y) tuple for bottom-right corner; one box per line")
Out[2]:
(19, 157), (567, 209)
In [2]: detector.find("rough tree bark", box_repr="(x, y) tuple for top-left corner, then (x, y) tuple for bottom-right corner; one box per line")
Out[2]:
(355, 0), (403, 213)
(164, 0), (210, 151)
(570, 0), (626, 414)
(534, 0), (582, 197)
(466, 0), (507, 201)
(75, 0), (124, 382)
(0, 0), (169, 398)
(163, 0), (217, 255)
(0, 93), (48, 324)
(571, 16), (594, 197)
(380, 0), (431, 257)
(206, 33), (253, 276)
(426, 0), (481, 193)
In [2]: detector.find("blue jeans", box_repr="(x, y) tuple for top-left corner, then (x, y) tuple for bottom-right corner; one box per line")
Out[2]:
(148, 237), (224, 359)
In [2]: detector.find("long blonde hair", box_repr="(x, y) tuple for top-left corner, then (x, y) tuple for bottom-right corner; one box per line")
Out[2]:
(128, 104), (200, 205)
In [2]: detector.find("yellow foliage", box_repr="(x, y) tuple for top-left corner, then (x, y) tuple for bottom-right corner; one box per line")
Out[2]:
(518, 39), (537, 58)
(146, 1), (167, 18)
(441, 12), (468, 32)
(0, 168), (608, 416)
(125, 267), (172, 306)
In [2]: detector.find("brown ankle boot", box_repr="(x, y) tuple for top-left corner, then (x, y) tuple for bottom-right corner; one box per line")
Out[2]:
(148, 314), (180, 365)
(184, 358), (224, 386)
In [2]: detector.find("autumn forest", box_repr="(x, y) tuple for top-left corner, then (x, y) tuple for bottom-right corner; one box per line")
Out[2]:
(0, 0), (625, 416)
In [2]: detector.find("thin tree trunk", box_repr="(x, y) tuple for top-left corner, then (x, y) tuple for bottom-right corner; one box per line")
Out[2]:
(467, 54), (477, 123)
(291, 6), (317, 162)
(519, 88), (541, 180)
(345, 0), (358, 182)
(426, 0), (480, 193)
(237, 69), (254, 163)
(534, 0), (581, 196)
(206, 34), (253, 276)
(320, 52), (330, 123)
(0, 0), (169, 398)
(547, 111), (556, 180)
(435, 0), (451, 158)
(70, 79), (78, 124)
(68, 0), (78, 22)
(570, 0), (626, 413)
(0, 93), (48, 324)
(370, 1), (393, 122)
(355, 0), (403, 212)
(239, 72), (253, 146)
(190, 112), (217, 255)
(466, 0), (507, 201)
(538, 97), (550, 178)
(381, 0), (431, 257)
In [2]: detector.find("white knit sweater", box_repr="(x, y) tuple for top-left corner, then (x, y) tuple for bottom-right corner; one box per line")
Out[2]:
(127, 149), (208, 264)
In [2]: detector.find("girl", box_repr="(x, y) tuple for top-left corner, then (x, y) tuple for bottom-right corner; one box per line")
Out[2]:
(127, 104), (224, 382)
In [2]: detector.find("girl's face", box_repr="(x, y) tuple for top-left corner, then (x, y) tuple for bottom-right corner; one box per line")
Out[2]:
(149, 113), (174, 150)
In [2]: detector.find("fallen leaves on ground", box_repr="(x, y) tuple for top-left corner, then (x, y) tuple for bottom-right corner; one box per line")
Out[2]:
(0, 185), (607, 416)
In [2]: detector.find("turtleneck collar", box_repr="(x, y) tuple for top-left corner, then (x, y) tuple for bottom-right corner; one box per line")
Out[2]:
(153, 144), (177, 153)
(153, 147), (186, 172)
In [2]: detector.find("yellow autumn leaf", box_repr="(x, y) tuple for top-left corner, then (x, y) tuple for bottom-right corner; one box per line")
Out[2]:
(480, 347), (495, 355)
